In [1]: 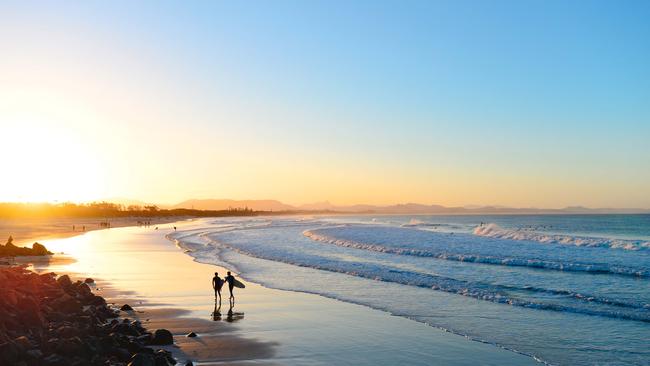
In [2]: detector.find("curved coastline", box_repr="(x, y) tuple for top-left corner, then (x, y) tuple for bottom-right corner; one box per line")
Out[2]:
(27, 218), (539, 365)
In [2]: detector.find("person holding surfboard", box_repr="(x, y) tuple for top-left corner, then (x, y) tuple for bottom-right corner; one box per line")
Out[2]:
(212, 272), (224, 306)
(224, 271), (245, 306)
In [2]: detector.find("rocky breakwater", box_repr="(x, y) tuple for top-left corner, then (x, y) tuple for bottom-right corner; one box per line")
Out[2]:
(0, 266), (179, 366)
(0, 236), (52, 258)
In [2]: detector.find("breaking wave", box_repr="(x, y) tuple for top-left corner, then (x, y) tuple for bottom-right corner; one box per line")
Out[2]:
(206, 235), (650, 323)
(304, 229), (650, 278)
(473, 223), (650, 251)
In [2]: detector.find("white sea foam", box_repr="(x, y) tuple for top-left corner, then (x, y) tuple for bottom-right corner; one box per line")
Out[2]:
(473, 223), (650, 251)
(304, 228), (650, 277)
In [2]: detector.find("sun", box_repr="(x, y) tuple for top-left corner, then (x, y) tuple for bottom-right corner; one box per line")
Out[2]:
(1, 119), (106, 203)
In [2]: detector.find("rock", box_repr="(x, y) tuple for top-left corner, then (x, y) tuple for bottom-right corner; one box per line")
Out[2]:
(185, 362), (194, 366)
(42, 353), (66, 366)
(84, 278), (94, 284)
(56, 325), (78, 338)
(186, 332), (197, 338)
(13, 336), (32, 351)
(120, 304), (134, 311)
(56, 275), (72, 289)
(56, 336), (85, 356)
(32, 242), (52, 255)
(154, 349), (176, 365)
(111, 346), (131, 362)
(128, 352), (156, 366)
(0, 341), (19, 363)
(50, 293), (82, 313)
(137, 333), (153, 344)
(25, 348), (43, 360)
(150, 329), (173, 345)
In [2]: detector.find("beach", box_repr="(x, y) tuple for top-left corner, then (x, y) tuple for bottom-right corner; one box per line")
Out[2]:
(18, 219), (539, 365)
(0, 217), (185, 247)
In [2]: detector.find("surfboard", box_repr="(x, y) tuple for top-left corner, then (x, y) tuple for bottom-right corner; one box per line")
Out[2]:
(232, 278), (245, 288)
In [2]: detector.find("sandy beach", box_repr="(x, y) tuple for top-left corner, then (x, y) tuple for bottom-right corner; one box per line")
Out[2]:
(13, 219), (539, 365)
(1, 217), (187, 247)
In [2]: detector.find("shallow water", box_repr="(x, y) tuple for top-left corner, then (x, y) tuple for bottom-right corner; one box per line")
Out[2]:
(171, 214), (650, 366)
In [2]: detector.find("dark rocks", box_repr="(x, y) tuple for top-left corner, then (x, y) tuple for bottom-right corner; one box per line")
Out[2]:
(0, 267), (176, 366)
(31, 242), (51, 255)
(56, 336), (85, 356)
(128, 352), (156, 366)
(186, 331), (197, 337)
(150, 329), (174, 345)
(121, 303), (134, 311)
(0, 340), (20, 364)
(154, 349), (176, 365)
(56, 274), (72, 289)
(0, 237), (53, 257)
(84, 277), (95, 284)
(50, 293), (82, 314)
(13, 336), (32, 351)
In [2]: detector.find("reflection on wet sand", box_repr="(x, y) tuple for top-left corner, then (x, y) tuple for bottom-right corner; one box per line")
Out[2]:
(212, 301), (244, 323)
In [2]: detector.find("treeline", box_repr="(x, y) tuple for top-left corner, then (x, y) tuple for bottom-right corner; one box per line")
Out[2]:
(0, 202), (258, 219)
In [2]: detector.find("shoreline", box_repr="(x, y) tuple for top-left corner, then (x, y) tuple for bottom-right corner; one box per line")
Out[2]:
(0, 216), (193, 247)
(20, 218), (538, 365)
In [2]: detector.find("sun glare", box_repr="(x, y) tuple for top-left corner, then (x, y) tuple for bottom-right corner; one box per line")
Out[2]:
(2, 120), (106, 203)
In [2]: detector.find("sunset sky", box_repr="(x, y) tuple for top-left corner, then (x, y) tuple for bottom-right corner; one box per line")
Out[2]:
(1, 1), (649, 208)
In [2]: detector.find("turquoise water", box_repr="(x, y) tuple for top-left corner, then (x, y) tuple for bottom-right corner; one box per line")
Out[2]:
(172, 214), (650, 365)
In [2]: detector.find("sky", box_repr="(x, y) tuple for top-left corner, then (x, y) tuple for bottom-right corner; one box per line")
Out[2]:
(1, 0), (649, 208)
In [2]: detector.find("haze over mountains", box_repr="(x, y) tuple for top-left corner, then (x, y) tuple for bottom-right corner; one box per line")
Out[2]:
(166, 199), (650, 215)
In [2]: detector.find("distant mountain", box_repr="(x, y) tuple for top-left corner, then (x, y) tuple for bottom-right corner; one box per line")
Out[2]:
(170, 198), (650, 215)
(172, 199), (295, 211)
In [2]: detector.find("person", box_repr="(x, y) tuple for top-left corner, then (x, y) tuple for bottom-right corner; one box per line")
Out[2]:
(225, 271), (236, 305)
(212, 272), (223, 305)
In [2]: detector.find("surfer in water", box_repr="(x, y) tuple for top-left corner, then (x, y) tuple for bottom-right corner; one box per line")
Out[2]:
(225, 271), (236, 306)
(212, 272), (224, 306)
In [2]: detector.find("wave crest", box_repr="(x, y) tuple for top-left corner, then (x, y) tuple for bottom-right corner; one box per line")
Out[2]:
(304, 229), (650, 278)
(473, 224), (650, 251)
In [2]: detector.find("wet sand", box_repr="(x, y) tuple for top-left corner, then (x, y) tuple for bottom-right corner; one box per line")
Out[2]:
(25, 220), (539, 365)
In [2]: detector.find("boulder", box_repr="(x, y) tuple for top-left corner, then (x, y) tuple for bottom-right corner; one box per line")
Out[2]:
(120, 304), (134, 311)
(150, 329), (173, 345)
(128, 352), (156, 366)
(56, 336), (85, 356)
(186, 332), (197, 338)
(13, 336), (32, 351)
(56, 275), (72, 289)
(50, 293), (82, 314)
(31, 242), (52, 255)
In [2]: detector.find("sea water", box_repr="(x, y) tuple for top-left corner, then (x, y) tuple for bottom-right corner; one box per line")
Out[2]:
(170, 214), (650, 365)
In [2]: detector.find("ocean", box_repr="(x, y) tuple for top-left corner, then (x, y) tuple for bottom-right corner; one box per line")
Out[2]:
(171, 214), (650, 365)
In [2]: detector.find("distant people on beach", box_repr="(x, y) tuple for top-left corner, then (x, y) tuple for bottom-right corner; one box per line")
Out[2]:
(212, 272), (223, 306)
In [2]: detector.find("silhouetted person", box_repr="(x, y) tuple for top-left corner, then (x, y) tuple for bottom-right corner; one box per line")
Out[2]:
(72, 225), (75, 231)
(225, 271), (236, 306)
(173, 226), (177, 231)
(212, 272), (223, 306)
